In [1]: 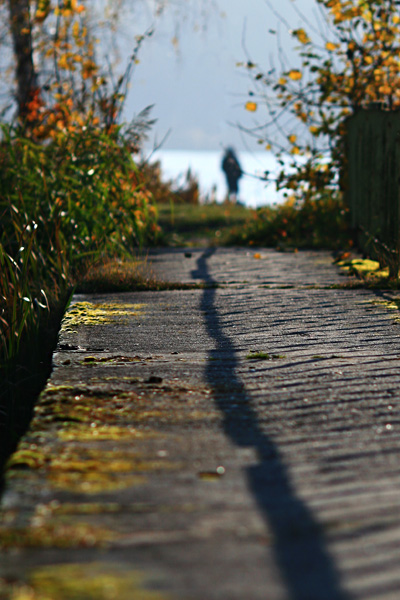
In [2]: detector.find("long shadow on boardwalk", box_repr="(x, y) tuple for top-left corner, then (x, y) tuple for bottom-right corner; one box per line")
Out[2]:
(192, 248), (349, 600)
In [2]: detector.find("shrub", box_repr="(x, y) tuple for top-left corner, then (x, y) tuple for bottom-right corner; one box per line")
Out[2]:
(227, 193), (352, 250)
(0, 122), (160, 367)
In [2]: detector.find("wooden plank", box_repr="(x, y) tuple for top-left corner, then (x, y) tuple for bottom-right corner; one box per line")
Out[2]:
(346, 109), (400, 266)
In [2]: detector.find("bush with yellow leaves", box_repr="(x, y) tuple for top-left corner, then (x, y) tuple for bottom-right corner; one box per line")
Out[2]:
(242, 0), (400, 209)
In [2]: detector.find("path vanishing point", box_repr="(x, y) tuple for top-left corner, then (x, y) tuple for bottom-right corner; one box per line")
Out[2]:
(2, 247), (400, 599)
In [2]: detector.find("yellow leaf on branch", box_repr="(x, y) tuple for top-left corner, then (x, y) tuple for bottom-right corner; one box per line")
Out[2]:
(245, 101), (257, 112)
(325, 42), (338, 51)
(58, 55), (70, 70)
(293, 28), (310, 44)
(288, 70), (302, 81)
(379, 84), (392, 95)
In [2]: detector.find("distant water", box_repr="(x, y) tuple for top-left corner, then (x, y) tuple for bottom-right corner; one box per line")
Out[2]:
(147, 149), (285, 208)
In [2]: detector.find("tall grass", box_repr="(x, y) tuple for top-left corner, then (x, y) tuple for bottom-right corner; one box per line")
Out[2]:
(0, 224), (47, 362)
(0, 123), (160, 457)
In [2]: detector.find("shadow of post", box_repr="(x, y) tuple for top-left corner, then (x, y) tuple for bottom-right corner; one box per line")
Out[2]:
(192, 248), (350, 600)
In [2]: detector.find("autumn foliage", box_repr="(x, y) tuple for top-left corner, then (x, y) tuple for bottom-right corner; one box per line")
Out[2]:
(244, 0), (400, 207)
(21, 0), (120, 139)
(0, 0), (162, 374)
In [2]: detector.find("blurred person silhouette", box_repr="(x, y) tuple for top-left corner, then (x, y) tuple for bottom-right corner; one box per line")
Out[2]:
(221, 147), (243, 203)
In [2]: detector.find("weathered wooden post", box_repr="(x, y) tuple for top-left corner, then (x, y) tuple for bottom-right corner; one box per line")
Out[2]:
(346, 108), (400, 277)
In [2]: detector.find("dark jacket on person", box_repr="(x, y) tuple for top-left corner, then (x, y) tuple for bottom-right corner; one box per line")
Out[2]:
(222, 148), (242, 195)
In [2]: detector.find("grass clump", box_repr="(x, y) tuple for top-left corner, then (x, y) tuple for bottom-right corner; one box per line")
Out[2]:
(77, 257), (159, 293)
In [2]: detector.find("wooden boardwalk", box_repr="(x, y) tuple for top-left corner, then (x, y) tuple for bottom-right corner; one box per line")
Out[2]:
(2, 248), (400, 599)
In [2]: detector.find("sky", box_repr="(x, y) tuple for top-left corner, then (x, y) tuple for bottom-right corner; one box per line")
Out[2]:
(119, 0), (316, 151)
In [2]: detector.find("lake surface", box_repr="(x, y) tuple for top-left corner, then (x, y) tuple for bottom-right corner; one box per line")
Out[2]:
(148, 149), (285, 207)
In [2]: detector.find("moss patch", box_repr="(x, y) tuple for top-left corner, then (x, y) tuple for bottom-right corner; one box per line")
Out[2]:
(48, 471), (146, 494)
(7, 562), (170, 600)
(246, 352), (286, 360)
(5, 379), (196, 495)
(369, 298), (400, 322)
(2, 376), (215, 558)
(7, 447), (48, 470)
(57, 425), (154, 442)
(61, 301), (145, 333)
(80, 355), (144, 365)
(33, 383), (219, 437)
(51, 502), (121, 515)
(0, 523), (115, 551)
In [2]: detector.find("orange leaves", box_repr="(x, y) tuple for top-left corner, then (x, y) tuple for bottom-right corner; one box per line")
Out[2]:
(325, 42), (338, 51)
(379, 84), (392, 95)
(58, 54), (72, 71)
(99, 98), (118, 121)
(82, 59), (98, 80)
(57, 0), (85, 17)
(29, 90), (97, 141)
(72, 22), (80, 38)
(287, 132), (302, 155)
(27, 0), (106, 142)
(35, 0), (51, 23)
(290, 1), (400, 129)
(26, 89), (44, 123)
(288, 70), (302, 81)
(245, 101), (257, 112)
(240, 0), (400, 218)
(324, 0), (361, 23)
(292, 28), (310, 45)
